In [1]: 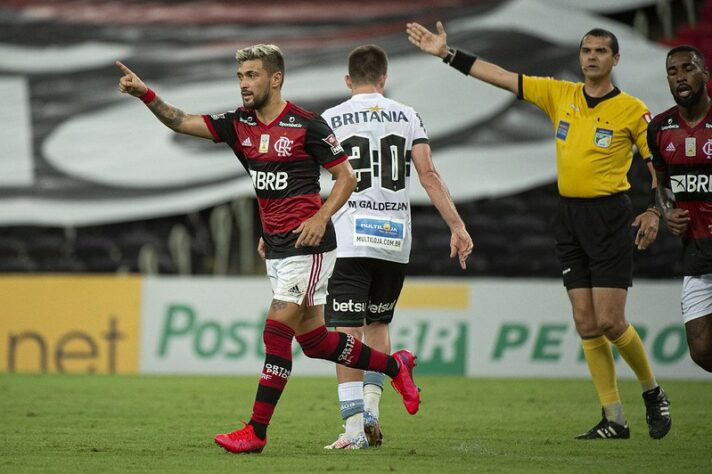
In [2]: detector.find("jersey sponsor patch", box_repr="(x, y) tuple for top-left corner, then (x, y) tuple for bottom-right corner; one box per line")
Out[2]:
(685, 137), (696, 157)
(241, 137), (252, 147)
(670, 173), (712, 193)
(353, 217), (404, 250)
(665, 142), (676, 152)
(661, 117), (679, 130)
(594, 128), (613, 148)
(259, 134), (270, 153)
(322, 133), (344, 155)
(556, 120), (570, 140)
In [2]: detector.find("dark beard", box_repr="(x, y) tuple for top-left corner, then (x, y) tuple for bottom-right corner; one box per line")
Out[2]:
(243, 93), (267, 110)
(673, 83), (705, 108)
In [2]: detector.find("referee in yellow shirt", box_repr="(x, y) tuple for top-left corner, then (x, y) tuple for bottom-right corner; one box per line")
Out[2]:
(407, 22), (672, 439)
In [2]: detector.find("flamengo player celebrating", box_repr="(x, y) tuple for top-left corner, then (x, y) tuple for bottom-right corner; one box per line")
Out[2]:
(648, 45), (712, 372)
(321, 45), (472, 449)
(115, 43), (421, 455)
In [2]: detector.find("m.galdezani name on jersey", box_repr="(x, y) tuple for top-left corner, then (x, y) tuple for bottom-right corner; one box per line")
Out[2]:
(347, 200), (409, 211)
(329, 110), (409, 129)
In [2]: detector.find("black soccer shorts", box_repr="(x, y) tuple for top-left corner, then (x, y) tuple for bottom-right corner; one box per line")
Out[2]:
(324, 257), (407, 328)
(553, 193), (634, 290)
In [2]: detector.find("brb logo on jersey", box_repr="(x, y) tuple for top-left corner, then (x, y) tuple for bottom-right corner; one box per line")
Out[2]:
(274, 136), (293, 157)
(670, 174), (712, 193)
(250, 170), (288, 190)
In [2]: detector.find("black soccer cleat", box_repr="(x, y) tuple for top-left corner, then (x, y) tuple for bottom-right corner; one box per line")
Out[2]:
(575, 410), (630, 440)
(643, 386), (671, 439)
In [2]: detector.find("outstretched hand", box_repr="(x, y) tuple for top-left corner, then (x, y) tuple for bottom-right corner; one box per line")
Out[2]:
(406, 21), (449, 58)
(115, 60), (148, 97)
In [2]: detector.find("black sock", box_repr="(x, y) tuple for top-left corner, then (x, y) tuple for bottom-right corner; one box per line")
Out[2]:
(249, 420), (267, 440)
(385, 356), (399, 378)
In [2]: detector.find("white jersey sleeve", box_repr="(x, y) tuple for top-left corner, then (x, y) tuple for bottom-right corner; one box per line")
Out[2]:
(322, 93), (429, 263)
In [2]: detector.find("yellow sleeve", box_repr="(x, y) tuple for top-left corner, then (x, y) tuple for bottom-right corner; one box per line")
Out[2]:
(521, 76), (571, 124)
(632, 100), (652, 159)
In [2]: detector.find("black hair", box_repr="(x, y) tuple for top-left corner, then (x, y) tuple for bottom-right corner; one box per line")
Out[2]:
(580, 28), (619, 55)
(666, 45), (706, 66)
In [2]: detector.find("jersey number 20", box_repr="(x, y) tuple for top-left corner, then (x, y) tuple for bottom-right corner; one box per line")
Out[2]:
(341, 134), (408, 193)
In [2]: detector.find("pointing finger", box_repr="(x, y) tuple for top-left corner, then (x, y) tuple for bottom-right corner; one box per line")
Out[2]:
(115, 60), (134, 76)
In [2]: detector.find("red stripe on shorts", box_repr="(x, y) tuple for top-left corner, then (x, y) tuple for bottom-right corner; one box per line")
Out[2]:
(307, 253), (322, 306)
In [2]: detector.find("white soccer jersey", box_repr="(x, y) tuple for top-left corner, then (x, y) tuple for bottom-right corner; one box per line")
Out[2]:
(322, 93), (429, 263)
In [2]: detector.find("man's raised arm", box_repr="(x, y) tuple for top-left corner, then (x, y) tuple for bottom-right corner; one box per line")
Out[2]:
(405, 21), (519, 95)
(116, 60), (214, 139)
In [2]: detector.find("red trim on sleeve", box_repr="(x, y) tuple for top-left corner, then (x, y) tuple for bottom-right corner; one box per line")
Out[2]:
(323, 154), (348, 169)
(202, 115), (220, 141)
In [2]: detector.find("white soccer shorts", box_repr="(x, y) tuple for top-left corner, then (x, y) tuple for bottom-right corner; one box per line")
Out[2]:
(681, 273), (712, 323)
(266, 249), (336, 306)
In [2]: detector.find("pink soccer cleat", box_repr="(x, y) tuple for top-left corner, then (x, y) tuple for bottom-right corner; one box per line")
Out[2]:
(214, 423), (267, 454)
(390, 349), (421, 415)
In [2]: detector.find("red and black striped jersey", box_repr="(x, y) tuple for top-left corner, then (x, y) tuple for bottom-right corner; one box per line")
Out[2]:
(648, 105), (712, 275)
(203, 101), (348, 259)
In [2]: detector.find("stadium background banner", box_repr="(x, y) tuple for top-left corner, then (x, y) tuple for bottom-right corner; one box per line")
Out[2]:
(0, 0), (670, 226)
(0, 276), (141, 374)
(137, 277), (700, 379)
(139, 278), (470, 376)
(1, 276), (705, 379)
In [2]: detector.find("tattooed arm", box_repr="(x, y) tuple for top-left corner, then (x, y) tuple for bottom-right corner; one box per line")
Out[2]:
(115, 61), (213, 139)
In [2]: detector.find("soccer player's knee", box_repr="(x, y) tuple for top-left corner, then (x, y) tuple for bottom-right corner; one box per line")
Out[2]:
(573, 318), (599, 337)
(689, 346), (712, 373)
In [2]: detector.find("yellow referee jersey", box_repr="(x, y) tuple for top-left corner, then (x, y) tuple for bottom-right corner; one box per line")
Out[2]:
(522, 75), (651, 198)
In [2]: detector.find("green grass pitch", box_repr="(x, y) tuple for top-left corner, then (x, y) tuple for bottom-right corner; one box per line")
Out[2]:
(1, 375), (710, 473)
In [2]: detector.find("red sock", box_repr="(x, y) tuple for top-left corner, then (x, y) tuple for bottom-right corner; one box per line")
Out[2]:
(249, 319), (294, 438)
(296, 325), (397, 376)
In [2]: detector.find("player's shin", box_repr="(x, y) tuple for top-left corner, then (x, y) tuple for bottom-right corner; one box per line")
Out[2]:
(249, 319), (294, 439)
(296, 325), (399, 376)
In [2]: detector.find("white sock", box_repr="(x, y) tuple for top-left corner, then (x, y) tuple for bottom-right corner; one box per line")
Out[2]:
(364, 384), (382, 419)
(338, 381), (364, 438)
(344, 413), (364, 438)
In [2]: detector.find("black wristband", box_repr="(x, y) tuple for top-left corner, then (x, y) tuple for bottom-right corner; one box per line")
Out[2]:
(447, 49), (477, 75)
(442, 48), (456, 64)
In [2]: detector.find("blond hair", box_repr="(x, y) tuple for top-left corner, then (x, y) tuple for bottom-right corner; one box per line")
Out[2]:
(235, 44), (285, 77)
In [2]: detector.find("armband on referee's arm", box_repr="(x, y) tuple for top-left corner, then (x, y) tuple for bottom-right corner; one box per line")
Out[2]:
(443, 48), (477, 75)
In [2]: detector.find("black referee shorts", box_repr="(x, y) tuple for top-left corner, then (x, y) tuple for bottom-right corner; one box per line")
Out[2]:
(553, 193), (634, 290)
(325, 257), (407, 328)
